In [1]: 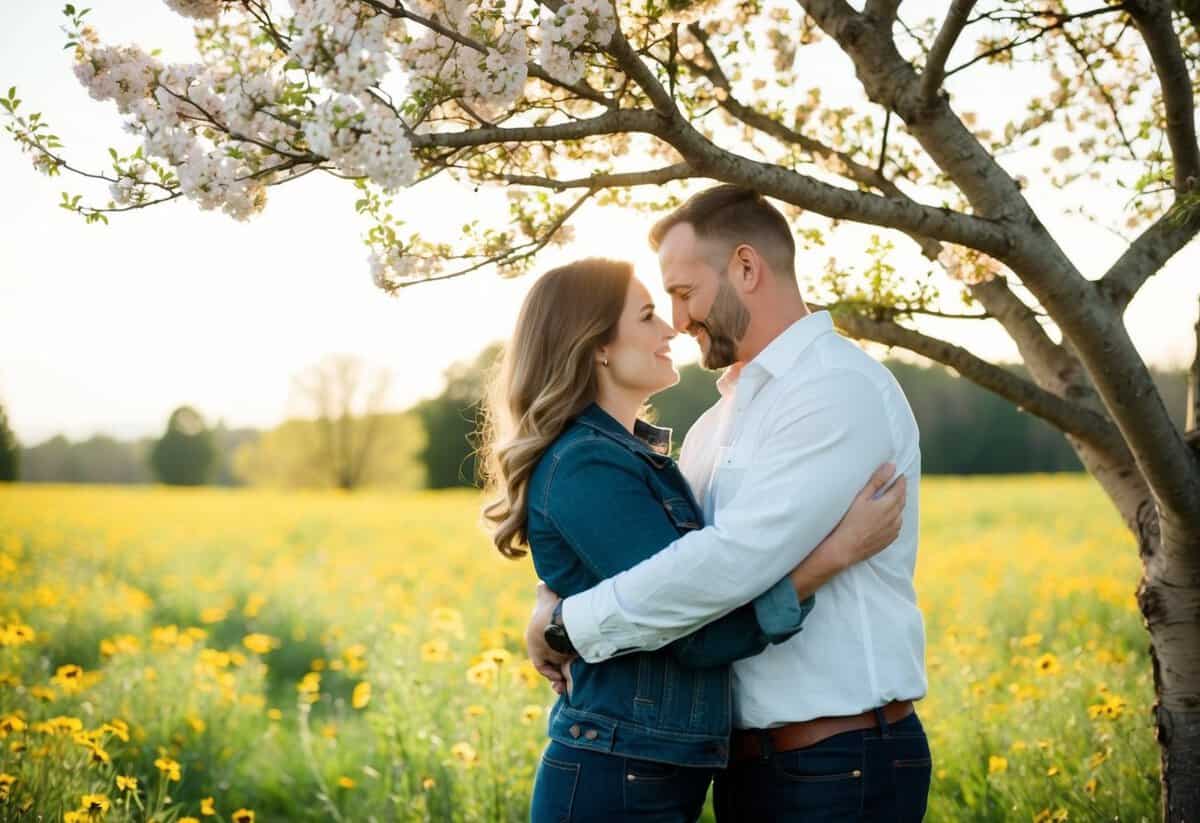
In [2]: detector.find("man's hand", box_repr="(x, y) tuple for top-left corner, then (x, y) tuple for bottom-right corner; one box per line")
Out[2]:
(525, 581), (575, 694)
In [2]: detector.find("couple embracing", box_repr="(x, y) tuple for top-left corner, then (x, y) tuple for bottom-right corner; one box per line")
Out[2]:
(479, 185), (930, 822)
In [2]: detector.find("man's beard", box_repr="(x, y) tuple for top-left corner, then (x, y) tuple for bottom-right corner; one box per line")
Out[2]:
(694, 274), (750, 370)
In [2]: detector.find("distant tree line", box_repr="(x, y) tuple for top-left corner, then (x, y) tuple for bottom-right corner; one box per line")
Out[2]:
(2, 350), (1187, 488)
(409, 348), (1189, 487)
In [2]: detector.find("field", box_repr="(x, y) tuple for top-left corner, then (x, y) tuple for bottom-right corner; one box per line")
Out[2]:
(0, 477), (1158, 822)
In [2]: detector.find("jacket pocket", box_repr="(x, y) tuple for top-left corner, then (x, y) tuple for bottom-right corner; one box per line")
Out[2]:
(661, 497), (701, 531)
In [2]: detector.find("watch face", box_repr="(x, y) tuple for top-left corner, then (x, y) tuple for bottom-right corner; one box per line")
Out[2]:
(545, 624), (572, 655)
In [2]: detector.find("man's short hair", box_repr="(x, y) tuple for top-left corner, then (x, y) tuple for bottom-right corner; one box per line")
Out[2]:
(648, 185), (796, 279)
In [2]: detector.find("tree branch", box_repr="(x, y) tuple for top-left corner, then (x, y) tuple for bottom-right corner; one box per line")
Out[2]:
(465, 162), (695, 190)
(863, 0), (900, 24)
(392, 188), (595, 289)
(1127, 0), (1200, 189)
(919, 0), (978, 105)
(942, 4), (1130, 79)
(1189, 295), (1200, 434)
(967, 276), (1083, 392)
(1098, 203), (1200, 311)
(357, 0), (616, 108)
(603, 18), (679, 115)
(823, 307), (1128, 456)
(408, 109), (668, 150)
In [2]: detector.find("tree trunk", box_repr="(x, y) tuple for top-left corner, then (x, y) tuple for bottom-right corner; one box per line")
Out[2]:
(1054, 421), (1200, 820)
(1137, 499), (1200, 821)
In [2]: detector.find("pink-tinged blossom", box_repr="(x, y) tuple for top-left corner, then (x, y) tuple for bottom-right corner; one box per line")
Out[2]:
(163, 0), (225, 19)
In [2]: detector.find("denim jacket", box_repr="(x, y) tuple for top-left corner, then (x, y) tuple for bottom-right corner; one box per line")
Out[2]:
(526, 403), (815, 768)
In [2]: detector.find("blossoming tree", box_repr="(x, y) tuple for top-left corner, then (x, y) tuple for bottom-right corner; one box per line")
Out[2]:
(3, 0), (1199, 815)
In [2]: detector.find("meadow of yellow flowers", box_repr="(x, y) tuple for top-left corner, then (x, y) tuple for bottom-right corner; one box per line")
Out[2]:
(0, 476), (1156, 821)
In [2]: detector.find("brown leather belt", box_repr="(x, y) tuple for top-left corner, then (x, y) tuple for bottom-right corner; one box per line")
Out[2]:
(730, 700), (915, 763)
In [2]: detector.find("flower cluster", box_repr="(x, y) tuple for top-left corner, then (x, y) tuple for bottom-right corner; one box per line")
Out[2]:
(303, 94), (416, 191)
(394, 0), (529, 115)
(537, 0), (615, 85)
(289, 0), (405, 94)
(73, 38), (162, 115)
(163, 0), (226, 19)
(368, 244), (443, 291)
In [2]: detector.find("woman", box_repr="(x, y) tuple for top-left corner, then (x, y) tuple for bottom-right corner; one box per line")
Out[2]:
(480, 258), (905, 822)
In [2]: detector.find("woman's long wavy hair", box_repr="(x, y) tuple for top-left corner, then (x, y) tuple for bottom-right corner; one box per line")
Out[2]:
(480, 258), (633, 558)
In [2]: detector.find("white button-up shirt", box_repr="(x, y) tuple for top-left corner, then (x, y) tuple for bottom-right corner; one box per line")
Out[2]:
(562, 311), (928, 728)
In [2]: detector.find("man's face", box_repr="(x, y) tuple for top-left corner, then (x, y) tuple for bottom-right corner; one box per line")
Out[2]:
(658, 222), (751, 370)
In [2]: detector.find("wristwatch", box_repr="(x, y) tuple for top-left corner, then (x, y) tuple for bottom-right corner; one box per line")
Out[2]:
(543, 599), (577, 656)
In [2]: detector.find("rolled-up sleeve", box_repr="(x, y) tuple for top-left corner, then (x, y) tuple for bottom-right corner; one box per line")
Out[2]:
(562, 368), (894, 663)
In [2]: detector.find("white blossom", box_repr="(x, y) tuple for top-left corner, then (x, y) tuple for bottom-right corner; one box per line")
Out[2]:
(162, 0), (225, 19)
(302, 94), (416, 192)
(537, 0), (614, 84)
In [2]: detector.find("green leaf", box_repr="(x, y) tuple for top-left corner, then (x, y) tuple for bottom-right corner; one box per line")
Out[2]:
(64, 4), (75, 15)
(6, 87), (15, 100)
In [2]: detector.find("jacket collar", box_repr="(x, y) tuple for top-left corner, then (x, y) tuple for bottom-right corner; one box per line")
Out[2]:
(575, 402), (673, 465)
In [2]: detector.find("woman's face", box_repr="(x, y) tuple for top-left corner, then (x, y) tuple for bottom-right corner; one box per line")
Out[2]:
(601, 277), (679, 397)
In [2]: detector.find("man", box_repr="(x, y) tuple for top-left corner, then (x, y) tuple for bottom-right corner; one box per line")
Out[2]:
(527, 185), (930, 820)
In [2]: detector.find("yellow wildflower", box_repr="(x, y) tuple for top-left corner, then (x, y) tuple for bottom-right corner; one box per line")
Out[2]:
(241, 634), (277, 656)
(200, 797), (216, 815)
(420, 639), (450, 662)
(480, 648), (512, 667)
(1033, 653), (1060, 675)
(988, 755), (1008, 774)
(466, 660), (498, 689)
(352, 681), (371, 709)
(521, 705), (543, 725)
(116, 775), (137, 792)
(232, 810), (255, 823)
(79, 793), (111, 814)
(451, 741), (478, 766)
(154, 756), (182, 782)
(337, 776), (356, 789)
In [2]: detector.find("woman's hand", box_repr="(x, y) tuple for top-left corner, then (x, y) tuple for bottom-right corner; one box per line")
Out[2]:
(788, 463), (907, 598)
(828, 462), (907, 567)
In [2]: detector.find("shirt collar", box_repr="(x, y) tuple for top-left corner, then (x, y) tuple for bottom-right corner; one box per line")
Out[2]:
(716, 310), (834, 396)
(575, 402), (673, 462)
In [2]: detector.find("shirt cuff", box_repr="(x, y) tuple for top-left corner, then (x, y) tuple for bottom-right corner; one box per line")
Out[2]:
(561, 584), (619, 663)
(752, 578), (815, 644)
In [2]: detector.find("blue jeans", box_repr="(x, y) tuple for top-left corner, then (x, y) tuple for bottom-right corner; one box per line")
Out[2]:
(529, 740), (714, 822)
(712, 710), (932, 822)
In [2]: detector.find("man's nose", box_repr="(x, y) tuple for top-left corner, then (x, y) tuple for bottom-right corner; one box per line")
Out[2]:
(670, 301), (690, 334)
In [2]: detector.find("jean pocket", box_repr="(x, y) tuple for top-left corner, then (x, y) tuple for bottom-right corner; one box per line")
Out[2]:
(624, 758), (680, 782)
(531, 750), (580, 823)
(623, 759), (710, 817)
(773, 748), (865, 783)
(891, 756), (932, 823)
(770, 748), (864, 819)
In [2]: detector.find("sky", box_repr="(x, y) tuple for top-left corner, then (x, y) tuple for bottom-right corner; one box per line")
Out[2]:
(0, 2), (1196, 446)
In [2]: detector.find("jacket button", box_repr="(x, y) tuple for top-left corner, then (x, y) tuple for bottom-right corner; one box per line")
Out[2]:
(568, 724), (581, 738)
(584, 729), (598, 740)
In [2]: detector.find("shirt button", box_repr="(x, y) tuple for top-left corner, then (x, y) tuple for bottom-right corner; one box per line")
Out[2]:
(584, 729), (598, 740)
(568, 724), (581, 738)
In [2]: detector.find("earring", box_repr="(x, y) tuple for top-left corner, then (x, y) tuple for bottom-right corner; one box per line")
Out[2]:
(601, 357), (609, 367)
